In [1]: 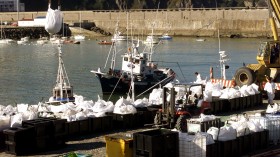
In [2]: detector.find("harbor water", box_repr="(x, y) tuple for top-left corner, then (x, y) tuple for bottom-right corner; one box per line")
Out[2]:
(0, 37), (266, 105)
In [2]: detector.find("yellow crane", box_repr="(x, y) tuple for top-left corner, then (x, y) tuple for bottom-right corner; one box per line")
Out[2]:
(234, 0), (280, 92)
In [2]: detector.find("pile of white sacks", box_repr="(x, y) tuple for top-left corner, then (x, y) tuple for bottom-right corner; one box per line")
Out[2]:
(0, 94), (153, 131)
(207, 114), (264, 141)
(148, 81), (261, 105)
(204, 81), (260, 101)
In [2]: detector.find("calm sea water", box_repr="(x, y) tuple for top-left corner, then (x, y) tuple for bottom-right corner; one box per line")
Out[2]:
(0, 37), (265, 105)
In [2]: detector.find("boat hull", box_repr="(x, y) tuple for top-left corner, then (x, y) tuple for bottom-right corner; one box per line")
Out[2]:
(94, 73), (174, 94)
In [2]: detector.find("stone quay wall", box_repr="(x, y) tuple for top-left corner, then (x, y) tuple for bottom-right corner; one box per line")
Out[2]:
(0, 8), (271, 37)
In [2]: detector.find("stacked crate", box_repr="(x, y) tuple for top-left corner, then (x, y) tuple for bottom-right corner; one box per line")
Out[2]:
(22, 117), (67, 152)
(133, 129), (179, 157)
(3, 126), (35, 155)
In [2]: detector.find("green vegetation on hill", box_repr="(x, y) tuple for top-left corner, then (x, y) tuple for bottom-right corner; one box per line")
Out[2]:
(20, 0), (267, 11)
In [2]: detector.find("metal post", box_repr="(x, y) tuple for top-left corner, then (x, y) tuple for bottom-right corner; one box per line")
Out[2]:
(17, 0), (19, 21)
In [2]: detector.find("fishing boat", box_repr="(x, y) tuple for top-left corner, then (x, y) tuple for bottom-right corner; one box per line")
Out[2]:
(91, 40), (175, 95)
(98, 40), (113, 45)
(46, 44), (75, 104)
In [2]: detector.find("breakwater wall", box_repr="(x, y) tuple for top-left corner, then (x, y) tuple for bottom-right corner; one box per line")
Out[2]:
(0, 8), (271, 37)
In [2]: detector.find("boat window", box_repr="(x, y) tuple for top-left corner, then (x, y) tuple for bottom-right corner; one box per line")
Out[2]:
(135, 59), (139, 64)
(124, 57), (128, 61)
(67, 90), (72, 94)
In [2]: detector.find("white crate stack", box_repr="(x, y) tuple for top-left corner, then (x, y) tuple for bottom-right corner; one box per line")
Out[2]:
(179, 132), (206, 157)
(249, 116), (280, 145)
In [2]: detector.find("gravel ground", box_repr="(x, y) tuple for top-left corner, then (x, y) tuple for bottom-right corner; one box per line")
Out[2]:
(0, 99), (273, 157)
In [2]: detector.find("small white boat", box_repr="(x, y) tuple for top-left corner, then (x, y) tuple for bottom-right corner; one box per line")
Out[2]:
(143, 35), (159, 45)
(111, 31), (127, 41)
(196, 38), (206, 42)
(74, 34), (85, 41)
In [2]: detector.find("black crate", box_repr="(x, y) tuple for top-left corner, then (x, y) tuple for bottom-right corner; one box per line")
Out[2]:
(133, 129), (179, 157)
(66, 121), (80, 137)
(241, 96), (247, 108)
(5, 141), (29, 156)
(102, 116), (113, 131)
(206, 143), (218, 157)
(35, 136), (52, 152)
(89, 117), (102, 132)
(51, 118), (67, 135)
(52, 134), (66, 148)
(4, 126), (36, 155)
(79, 118), (90, 135)
(217, 139), (238, 157)
(229, 98), (236, 111)
(246, 96), (251, 108)
(22, 119), (53, 137)
(0, 130), (5, 151)
(220, 99), (231, 112)
(260, 129), (269, 149)
(113, 114), (136, 129)
(235, 97), (241, 110)
(187, 118), (221, 133)
(211, 101), (221, 114)
(3, 126), (35, 143)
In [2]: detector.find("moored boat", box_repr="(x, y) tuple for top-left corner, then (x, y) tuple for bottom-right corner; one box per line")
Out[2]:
(158, 33), (172, 40)
(98, 40), (113, 45)
(91, 41), (175, 95)
(46, 44), (75, 105)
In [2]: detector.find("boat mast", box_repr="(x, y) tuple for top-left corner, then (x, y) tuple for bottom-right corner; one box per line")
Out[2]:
(56, 44), (71, 97)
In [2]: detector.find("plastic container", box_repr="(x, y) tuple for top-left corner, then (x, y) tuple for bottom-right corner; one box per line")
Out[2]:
(105, 134), (133, 157)
(187, 118), (221, 133)
(133, 129), (179, 157)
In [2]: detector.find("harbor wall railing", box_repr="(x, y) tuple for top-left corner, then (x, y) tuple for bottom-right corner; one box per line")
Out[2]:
(0, 8), (271, 37)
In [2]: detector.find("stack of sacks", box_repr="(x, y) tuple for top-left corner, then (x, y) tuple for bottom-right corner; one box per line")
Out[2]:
(0, 105), (15, 130)
(90, 96), (114, 117)
(266, 103), (279, 114)
(133, 97), (150, 108)
(239, 84), (260, 97)
(205, 82), (260, 100)
(219, 88), (241, 99)
(207, 125), (237, 141)
(149, 88), (163, 105)
(205, 81), (223, 98)
(113, 97), (137, 114)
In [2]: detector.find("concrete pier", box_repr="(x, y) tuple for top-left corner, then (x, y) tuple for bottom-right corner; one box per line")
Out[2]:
(0, 8), (272, 37)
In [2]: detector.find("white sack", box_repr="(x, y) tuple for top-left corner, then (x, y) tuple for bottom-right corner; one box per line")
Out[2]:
(10, 113), (22, 128)
(17, 104), (28, 113)
(45, 4), (62, 34)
